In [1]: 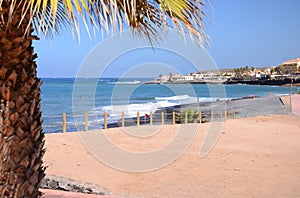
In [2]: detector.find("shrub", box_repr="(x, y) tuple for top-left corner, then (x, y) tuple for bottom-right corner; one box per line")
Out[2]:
(180, 109), (205, 123)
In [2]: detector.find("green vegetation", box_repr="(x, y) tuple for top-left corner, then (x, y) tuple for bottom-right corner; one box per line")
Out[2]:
(233, 66), (250, 77)
(179, 109), (206, 123)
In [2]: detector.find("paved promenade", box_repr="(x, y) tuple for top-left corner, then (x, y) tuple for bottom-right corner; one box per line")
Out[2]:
(292, 95), (300, 117)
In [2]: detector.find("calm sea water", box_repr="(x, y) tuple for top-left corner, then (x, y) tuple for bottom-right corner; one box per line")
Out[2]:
(41, 78), (299, 133)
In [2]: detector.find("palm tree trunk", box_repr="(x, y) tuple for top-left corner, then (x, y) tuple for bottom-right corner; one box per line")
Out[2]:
(0, 1), (45, 197)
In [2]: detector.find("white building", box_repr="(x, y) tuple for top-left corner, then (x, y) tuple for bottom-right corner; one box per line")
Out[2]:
(192, 73), (204, 79)
(184, 75), (194, 81)
(172, 74), (185, 81)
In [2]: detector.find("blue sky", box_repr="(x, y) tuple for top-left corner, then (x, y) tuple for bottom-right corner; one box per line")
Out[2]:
(34, 0), (300, 77)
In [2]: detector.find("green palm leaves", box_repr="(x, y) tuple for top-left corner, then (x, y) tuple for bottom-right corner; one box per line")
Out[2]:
(0, 0), (207, 42)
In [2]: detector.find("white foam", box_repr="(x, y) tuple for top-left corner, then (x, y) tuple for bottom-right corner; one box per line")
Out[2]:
(91, 95), (232, 124)
(275, 93), (290, 96)
(99, 100), (178, 120)
(155, 94), (191, 101)
(114, 80), (141, 85)
(154, 95), (230, 104)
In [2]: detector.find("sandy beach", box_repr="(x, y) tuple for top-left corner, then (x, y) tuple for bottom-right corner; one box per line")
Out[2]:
(41, 95), (300, 197)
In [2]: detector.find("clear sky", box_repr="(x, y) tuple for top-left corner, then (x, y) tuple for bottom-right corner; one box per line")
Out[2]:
(34, 0), (300, 77)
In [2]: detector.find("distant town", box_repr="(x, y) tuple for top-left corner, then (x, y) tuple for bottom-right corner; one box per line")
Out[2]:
(146, 58), (300, 86)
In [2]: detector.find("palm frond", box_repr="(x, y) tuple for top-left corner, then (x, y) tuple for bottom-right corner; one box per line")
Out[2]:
(0, 0), (208, 43)
(32, 1), (71, 38)
(159, 0), (208, 43)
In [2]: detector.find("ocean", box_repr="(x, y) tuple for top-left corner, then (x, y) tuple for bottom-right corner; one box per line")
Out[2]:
(41, 78), (299, 133)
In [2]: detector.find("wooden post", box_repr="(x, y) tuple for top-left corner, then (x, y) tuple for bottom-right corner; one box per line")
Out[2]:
(199, 112), (202, 124)
(150, 111), (153, 125)
(122, 112), (125, 127)
(161, 112), (164, 125)
(137, 112), (140, 126)
(211, 111), (214, 122)
(85, 112), (88, 131)
(185, 111), (188, 124)
(224, 110), (227, 122)
(172, 111), (175, 125)
(104, 112), (107, 129)
(62, 113), (66, 133)
(233, 110), (236, 119)
(227, 110), (230, 120)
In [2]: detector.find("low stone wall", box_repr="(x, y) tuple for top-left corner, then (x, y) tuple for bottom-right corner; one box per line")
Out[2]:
(40, 174), (110, 195)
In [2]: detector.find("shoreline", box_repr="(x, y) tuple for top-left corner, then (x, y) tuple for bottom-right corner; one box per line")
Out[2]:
(42, 94), (297, 134)
(103, 95), (291, 129)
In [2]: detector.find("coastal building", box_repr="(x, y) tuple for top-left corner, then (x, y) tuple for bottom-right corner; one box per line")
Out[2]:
(264, 68), (272, 75)
(281, 58), (300, 75)
(192, 72), (204, 79)
(184, 75), (194, 81)
(248, 69), (263, 78)
(171, 74), (185, 81)
(156, 75), (169, 82)
(203, 71), (218, 78)
(255, 72), (266, 78)
(248, 69), (256, 77)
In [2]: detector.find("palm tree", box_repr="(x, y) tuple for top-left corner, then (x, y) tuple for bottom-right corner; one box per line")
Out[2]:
(274, 65), (282, 75)
(0, 0), (207, 197)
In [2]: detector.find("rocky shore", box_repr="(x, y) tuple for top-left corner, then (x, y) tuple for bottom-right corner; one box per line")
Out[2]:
(40, 174), (110, 195)
(226, 77), (300, 86)
(145, 77), (300, 86)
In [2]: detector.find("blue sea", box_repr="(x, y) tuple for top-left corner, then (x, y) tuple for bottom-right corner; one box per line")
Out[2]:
(41, 78), (299, 133)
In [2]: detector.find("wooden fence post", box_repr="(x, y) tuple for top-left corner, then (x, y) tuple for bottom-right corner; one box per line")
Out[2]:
(137, 112), (140, 126)
(199, 112), (202, 124)
(211, 111), (214, 122)
(227, 110), (230, 120)
(104, 112), (107, 129)
(161, 112), (164, 125)
(122, 112), (125, 127)
(62, 113), (66, 133)
(150, 111), (153, 125)
(85, 112), (88, 131)
(172, 111), (175, 125)
(224, 110), (227, 122)
(185, 111), (188, 124)
(233, 110), (236, 119)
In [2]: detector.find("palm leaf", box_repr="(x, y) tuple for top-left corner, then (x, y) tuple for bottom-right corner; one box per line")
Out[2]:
(0, 0), (208, 43)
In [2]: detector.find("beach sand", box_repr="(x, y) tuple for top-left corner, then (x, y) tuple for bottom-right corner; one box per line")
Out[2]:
(43, 112), (300, 197)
